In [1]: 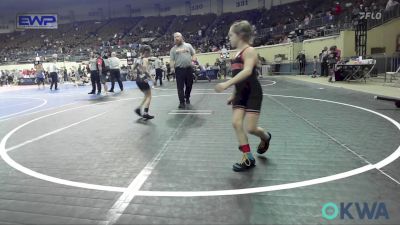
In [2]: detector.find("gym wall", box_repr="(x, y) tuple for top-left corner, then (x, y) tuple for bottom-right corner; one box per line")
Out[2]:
(302, 35), (342, 60)
(367, 18), (400, 56)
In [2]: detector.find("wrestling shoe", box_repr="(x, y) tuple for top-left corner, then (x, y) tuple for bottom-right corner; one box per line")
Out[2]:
(142, 114), (154, 120)
(178, 103), (185, 109)
(257, 132), (272, 154)
(232, 153), (256, 172)
(134, 108), (142, 117)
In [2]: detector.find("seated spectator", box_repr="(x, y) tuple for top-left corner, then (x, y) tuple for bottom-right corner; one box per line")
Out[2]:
(280, 35), (292, 43)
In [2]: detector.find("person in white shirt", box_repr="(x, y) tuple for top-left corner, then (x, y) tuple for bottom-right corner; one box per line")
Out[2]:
(170, 32), (196, 108)
(47, 58), (58, 91)
(108, 52), (123, 92)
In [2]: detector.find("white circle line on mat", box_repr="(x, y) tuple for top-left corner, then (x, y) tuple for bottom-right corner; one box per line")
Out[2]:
(0, 93), (399, 196)
(0, 97), (47, 120)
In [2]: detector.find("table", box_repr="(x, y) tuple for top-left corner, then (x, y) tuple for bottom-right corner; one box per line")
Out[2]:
(336, 62), (376, 83)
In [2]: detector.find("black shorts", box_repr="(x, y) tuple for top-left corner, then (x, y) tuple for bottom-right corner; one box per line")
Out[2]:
(136, 80), (150, 92)
(232, 80), (263, 113)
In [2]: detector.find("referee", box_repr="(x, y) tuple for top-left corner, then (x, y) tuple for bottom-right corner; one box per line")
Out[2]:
(170, 32), (196, 109)
(48, 57), (58, 91)
(108, 52), (123, 92)
(87, 52), (101, 95)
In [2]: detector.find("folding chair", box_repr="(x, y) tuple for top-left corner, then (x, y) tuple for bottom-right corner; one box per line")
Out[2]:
(363, 59), (376, 83)
(387, 65), (400, 82)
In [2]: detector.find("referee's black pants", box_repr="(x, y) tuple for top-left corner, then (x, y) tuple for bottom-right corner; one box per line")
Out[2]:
(90, 71), (101, 93)
(49, 72), (58, 90)
(110, 69), (123, 91)
(299, 62), (306, 75)
(155, 68), (163, 86)
(175, 67), (193, 104)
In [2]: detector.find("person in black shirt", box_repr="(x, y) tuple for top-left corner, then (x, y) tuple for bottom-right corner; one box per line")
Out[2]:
(296, 51), (306, 75)
(327, 46), (338, 82)
(320, 47), (329, 77)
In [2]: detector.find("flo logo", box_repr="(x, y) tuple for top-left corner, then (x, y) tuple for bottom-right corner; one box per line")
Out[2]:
(359, 12), (382, 20)
(321, 202), (389, 220)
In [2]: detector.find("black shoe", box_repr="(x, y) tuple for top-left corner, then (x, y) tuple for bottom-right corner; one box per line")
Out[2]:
(257, 132), (272, 154)
(135, 108), (142, 117)
(233, 154), (256, 172)
(178, 103), (185, 109)
(108, 90), (114, 93)
(88, 91), (95, 94)
(97, 92), (101, 95)
(185, 99), (191, 105)
(142, 114), (154, 120)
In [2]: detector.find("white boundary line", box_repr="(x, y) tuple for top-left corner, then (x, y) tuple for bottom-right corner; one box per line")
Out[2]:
(153, 87), (215, 91)
(153, 79), (277, 91)
(0, 102), (36, 110)
(169, 110), (213, 112)
(0, 102), (77, 123)
(105, 111), (190, 225)
(168, 110), (213, 115)
(0, 97), (47, 119)
(267, 95), (400, 184)
(168, 112), (212, 115)
(6, 112), (107, 152)
(260, 80), (277, 87)
(0, 95), (178, 193)
(0, 93), (399, 197)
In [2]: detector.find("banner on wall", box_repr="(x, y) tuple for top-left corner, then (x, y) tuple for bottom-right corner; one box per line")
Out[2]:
(16, 14), (58, 29)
